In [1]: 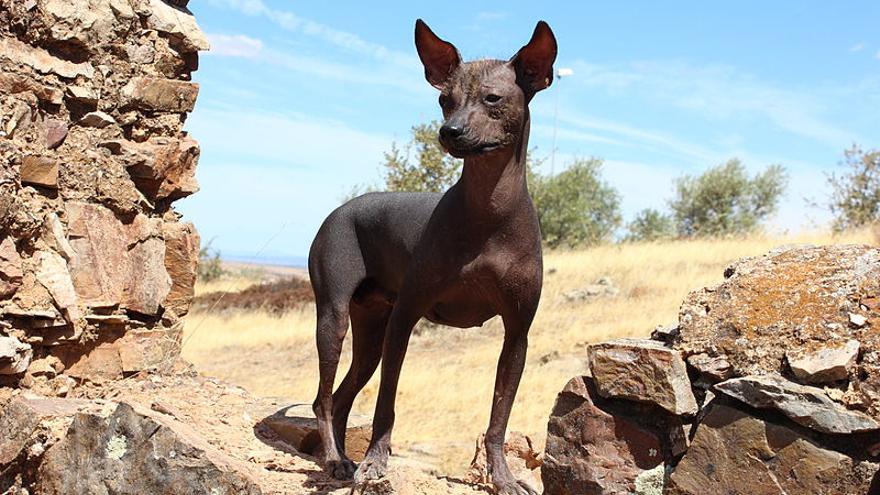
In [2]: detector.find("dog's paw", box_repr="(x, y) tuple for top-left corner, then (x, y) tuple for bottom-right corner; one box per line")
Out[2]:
(493, 478), (539, 495)
(326, 458), (357, 480)
(353, 455), (387, 483)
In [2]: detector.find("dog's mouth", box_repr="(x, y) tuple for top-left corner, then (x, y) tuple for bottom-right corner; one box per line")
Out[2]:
(441, 140), (503, 158)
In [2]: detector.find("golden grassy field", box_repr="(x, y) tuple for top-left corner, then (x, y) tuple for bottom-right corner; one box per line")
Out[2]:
(182, 228), (877, 473)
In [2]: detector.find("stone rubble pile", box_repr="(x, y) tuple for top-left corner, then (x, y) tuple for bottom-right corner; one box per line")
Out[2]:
(0, 0), (205, 392)
(543, 244), (880, 494)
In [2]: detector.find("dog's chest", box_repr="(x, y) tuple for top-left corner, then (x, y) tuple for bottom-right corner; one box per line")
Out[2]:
(422, 257), (506, 328)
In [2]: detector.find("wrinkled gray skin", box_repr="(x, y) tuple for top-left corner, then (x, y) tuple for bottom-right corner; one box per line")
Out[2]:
(308, 19), (556, 495)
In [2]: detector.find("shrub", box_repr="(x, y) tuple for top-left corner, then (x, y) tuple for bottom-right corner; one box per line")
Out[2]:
(826, 145), (880, 232)
(670, 159), (787, 237)
(531, 158), (622, 248)
(197, 240), (225, 283)
(625, 208), (675, 242)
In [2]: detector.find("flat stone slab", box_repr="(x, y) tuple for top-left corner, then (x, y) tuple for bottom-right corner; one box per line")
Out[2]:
(667, 404), (877, 495)
(714, 374), (880, 434)
(258, 403), (371, 461)
(589, 338), (698, 415)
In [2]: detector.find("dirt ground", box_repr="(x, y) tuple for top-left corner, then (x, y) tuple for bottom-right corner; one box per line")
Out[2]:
(82, 366), (490, 495)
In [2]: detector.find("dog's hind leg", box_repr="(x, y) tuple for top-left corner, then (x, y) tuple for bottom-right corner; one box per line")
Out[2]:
(312, 298), (355, 479)
(309, 221), (367, 480)
(330, 297), (389, 461)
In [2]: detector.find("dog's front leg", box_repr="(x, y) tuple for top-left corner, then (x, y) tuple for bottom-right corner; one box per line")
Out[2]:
(486, 297), (540, 495)
(353, 293), (425, 485)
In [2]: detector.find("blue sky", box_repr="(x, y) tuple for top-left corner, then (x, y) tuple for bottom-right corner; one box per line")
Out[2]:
(179, 1), (880, 262)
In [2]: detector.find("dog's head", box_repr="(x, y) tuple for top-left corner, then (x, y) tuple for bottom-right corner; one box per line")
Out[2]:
(415, 19), (557, 159)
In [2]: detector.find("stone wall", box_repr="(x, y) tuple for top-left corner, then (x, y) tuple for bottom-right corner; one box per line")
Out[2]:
(0, 0), (206, 392)
(543, 244), (880, 495)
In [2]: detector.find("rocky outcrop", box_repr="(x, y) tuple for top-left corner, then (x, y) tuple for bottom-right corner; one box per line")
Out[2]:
(0, 0), (205, 389)
(544, 244), (880, 494)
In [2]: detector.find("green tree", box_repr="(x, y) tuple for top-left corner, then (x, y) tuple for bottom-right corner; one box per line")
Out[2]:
(382, 121), (462, 192)
(670, 159), (787, 237)
(531, 158), (622, 248)
(625, 208), (675, 242)
(826, 145), (880, 232)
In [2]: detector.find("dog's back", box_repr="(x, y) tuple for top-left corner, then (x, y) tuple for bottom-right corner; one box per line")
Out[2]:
(308, 191), (441, 309)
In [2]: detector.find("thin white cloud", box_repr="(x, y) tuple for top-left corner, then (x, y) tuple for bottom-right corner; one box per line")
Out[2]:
(205, 33), (264, 58)
(204, 0), (417, 68)
(569, 60), (860, 148)
(849, 42), (865, 53)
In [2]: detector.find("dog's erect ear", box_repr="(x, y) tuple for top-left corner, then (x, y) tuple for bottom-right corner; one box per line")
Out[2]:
(509, 21), (557, 97)
(415, 19), (461, 90)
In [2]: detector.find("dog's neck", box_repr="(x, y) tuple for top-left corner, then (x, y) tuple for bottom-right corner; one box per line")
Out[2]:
(456, 110), (532, 223)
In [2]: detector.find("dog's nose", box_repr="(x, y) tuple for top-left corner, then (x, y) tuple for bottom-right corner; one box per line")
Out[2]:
(440, 123), (465, 140)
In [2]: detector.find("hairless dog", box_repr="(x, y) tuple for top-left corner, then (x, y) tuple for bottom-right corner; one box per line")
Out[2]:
(308, 19), (556, 495)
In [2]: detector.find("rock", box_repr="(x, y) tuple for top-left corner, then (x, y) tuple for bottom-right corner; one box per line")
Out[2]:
(21, 155), (59, 188)
(649, 323), (679, 344)
(28, 356), (64, 377)
(588, 339), (698, 415)
(64, 85), (98, 106)
(4, 98), (34, 138)
(633, 464), (665, 495)
(714, 374), (880, 434)
(542, 376), (665, 495)
(0, 73), (64, 105)
(37, 0), (136, 50)
(101, 136), (200, 200)
(686, 353), (733, 382)
(850, 312), (868, 328)
(666, 404), (878, 495)
(678, 244), (880, 373)
(0, 335), (32, 374)
(37, 402), (262, 494)
(0, 394), (96, 467)
(61, 344), (123, 382)
(563, 277), (619, 302)
(162, 221), (199, 315)
(258, 403), (372, 461)
(0, 236), (23, 298)
(351, 464), (472, 495)
(45, 119), (68, 149)
(35, 250), (79, 322)
(115, 327), (181, 373)
(0, 37), (95, 79)
(787, 339), (860, 383)
(126, 42), (156, 64)
(676, 244), (880, 419)
(465, 432), (541, 491)
(123, 221), (171, 315)
(121, 76), (199, 112)
(79, 110), (116, 128)
(145, 0), (210, 53)
(41, 213), (75, 262)
(66, 202), (128, 308)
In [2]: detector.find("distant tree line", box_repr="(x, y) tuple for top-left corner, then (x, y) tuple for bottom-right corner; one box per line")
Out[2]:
(351, 120), (877, 248)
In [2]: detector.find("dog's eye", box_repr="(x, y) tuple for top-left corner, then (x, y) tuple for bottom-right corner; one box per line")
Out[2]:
(439, 94), (451, 108)
(484, 94), (502, 104)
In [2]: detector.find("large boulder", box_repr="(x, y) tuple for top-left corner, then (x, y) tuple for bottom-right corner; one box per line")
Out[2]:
(37, 402), (262, 495)
(676, 244), (880, 419)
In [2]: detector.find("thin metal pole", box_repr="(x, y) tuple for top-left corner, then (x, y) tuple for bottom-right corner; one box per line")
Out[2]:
(551, 75), (560, 176)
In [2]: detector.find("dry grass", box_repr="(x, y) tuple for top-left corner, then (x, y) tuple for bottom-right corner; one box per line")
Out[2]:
(181, 228), (874, 474)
